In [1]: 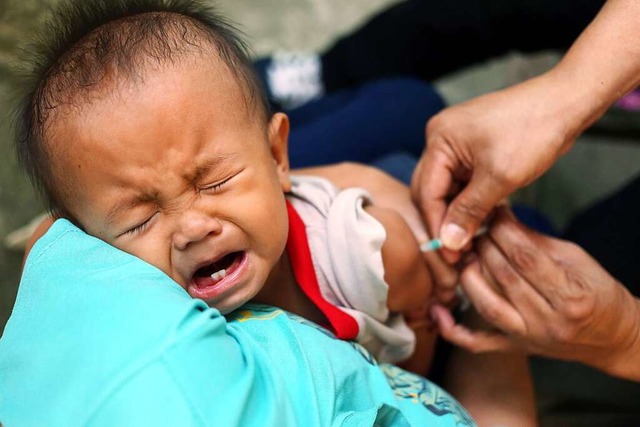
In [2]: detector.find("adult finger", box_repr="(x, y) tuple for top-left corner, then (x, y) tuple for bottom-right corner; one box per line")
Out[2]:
(476, 235), (553, 320)
(411, 149), (452, 242)
(460, 261), (528, 336)
(431, 305), (516, 353)
(439, 171), (507, 251)
(412, 148), (467, 264)
(488, 207), (567, 303)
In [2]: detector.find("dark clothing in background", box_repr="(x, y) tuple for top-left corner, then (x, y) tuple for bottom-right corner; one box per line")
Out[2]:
(321, 0), (605, 91)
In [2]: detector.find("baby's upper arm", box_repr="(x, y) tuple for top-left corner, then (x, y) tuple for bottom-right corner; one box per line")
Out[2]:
(364, 205), (432, 314)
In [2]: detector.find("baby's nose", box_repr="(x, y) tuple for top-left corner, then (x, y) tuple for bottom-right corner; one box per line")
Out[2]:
(173, 209), (222, 251)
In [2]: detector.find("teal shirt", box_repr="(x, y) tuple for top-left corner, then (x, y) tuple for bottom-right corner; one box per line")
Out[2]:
(0, 220), (474, 426)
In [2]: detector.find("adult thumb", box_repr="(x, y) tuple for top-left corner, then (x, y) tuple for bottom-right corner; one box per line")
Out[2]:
(439, 175), (505, 250)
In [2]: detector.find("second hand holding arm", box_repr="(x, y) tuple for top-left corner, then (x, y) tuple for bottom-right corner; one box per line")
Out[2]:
(433, 207), (640, 382)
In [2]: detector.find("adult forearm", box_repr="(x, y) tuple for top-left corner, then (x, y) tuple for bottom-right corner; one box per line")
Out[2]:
(548, 0), (640, 139)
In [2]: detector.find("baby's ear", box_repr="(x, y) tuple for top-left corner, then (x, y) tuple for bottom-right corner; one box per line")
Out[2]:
(268, 112), (292, 192)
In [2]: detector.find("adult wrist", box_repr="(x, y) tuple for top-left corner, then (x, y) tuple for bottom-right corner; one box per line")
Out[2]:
(537, 67), (606, 151)
(594, 291), (640, 381)
(611, 297), (640, 381)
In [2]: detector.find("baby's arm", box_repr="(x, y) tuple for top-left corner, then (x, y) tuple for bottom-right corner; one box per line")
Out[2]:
(364, 205), (430, 314)
(364, 205), (437, 376)
(292, 162), (458, 291)
(293, 162), (446, 375)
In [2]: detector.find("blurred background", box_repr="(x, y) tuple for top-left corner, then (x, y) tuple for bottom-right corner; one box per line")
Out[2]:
(1, 1), (640, 425)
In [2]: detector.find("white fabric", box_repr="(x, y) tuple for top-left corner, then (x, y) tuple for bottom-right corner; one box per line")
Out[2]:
(267, 52), (325, 109)
(287, 175), (415, 363)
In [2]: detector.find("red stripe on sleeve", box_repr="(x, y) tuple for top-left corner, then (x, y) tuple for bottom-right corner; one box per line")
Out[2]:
(285, 201), (359, 340)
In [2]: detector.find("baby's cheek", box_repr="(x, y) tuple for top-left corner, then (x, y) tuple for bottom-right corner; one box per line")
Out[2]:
(259, 202), (289, 253)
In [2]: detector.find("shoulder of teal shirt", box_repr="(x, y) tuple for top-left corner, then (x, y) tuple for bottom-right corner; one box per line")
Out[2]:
(1, 219), (255, 426)
(0, 219), (473, 427)
(0, 220), (385, 426)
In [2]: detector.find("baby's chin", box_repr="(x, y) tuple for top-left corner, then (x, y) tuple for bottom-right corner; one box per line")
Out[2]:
(196, 286), (264, 315)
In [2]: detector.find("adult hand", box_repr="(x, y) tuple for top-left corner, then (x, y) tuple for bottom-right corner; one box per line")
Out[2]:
(432, 207), (640, 381)
(411, 74), (576, 261)
(413, 0), (640, 261)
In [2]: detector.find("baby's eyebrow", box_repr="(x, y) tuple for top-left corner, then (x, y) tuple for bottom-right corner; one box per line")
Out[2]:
(192, 155), (236, 182)
(105, 195), (155, 227)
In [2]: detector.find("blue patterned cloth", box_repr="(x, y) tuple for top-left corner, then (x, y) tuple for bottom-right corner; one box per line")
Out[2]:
(0, 219), (474, 426)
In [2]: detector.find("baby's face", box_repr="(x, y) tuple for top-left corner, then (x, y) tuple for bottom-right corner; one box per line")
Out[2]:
(52, 57), (292, 313)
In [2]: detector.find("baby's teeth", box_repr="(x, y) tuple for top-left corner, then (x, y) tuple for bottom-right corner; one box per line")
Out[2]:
(210, 269), (227, 281)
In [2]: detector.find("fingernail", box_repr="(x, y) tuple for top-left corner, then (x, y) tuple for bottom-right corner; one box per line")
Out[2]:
(441, 223), (468, 250)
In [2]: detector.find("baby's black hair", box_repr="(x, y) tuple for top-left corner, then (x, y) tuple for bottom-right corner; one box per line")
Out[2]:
(14, 0), (270, 219)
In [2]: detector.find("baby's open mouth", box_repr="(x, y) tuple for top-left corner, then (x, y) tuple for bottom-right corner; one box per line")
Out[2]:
(192, 251), (243, 287)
